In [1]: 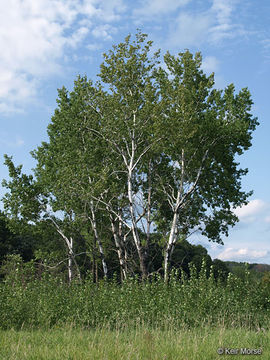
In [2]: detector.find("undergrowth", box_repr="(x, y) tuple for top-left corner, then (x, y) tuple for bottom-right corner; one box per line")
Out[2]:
(0, 260), (269, 330)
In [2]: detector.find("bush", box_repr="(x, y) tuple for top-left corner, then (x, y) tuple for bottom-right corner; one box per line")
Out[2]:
(0, 261), (269, 330)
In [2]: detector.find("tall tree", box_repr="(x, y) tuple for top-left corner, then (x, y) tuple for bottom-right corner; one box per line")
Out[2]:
(31, 78), (111, 280)
(154, 51), (258, 281)
(93, 32), (161, 279)
(2, 155), (82, 283)
(2, 32), (258, 282)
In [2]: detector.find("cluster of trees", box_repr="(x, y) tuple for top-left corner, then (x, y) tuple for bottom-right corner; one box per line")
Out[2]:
(0, 210), (230, 281)
(1, 32), (258, 282)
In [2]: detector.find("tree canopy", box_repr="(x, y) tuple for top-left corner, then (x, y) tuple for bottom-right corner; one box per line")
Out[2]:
(2, 32), (258, 281)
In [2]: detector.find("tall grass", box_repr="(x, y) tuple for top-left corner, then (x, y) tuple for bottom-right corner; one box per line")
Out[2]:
(0, 326), (269, 360)
(0, 262), (269, 330)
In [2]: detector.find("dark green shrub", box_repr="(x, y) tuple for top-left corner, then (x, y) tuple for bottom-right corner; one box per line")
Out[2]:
(0, 259), (269, 330)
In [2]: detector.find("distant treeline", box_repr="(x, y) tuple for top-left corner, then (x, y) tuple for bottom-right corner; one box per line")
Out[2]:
(225, 261), (270, 273)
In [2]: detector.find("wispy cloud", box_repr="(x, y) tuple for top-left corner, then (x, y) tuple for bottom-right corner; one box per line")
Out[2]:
(92, 24), (117, 41)
(0, 135), (25, 148)
(166, 0), (247, 48)
(209, 0), (235, 42)
(264, 215), (270, 223)
(233, 199), (268, 223)
(201, 56), (219, 74)
(169, 12), (211, 47)
(260, 38), (270, 61)
(0, 0), (125, 114)
(133, 0), (190, 19)
(261, 39), (270, 51)
(218, 247), (269, 261)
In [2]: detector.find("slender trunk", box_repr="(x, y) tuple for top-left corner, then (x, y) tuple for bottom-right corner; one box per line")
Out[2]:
(95, 261), (98, 283)
(97, 238), (108, 279)
(51, 220), (81, 283)
(146, 160), (152, 273)
(92, 239), (96, 283)
(68, 237), (73, 284)
(119, 219), (129, 278)
(164, 188), (181, 283)
(110, 215), (127, 281)
(164, 211), (179, 283)
(124, 116), (148, 279)
(89, 203), (108, 279)
(70, 237), (82, 282)
(128, 170), (148, 279)
(164, 150), (185, 282)
(123, 232), (129, 276)
(67, 238), (82, 284)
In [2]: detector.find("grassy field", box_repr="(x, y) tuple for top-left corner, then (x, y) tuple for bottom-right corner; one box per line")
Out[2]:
(0, 325), (269, 360)
(1, 265), (269, 359)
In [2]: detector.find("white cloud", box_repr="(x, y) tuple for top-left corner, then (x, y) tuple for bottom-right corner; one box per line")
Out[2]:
(201, 56), (219, 74)
(98, 0), (127, 22)
(166, 0), (246, 48)
(133, 0), (190, 18)
(218, 247), (269, 261)
(233, 199), (267, 223)
(92, 24), (117, 41)
(68, 26), (90, 48)
(0, 0), (125, 114)
(211, 0), (233, 23)
(208, 0), (243, 43)
(210, 0), (233, 38)
(86, 43), (103, 51)
(170, 12), (211, 47)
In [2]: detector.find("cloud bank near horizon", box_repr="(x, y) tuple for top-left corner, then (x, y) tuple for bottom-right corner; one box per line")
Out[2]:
(217, 247), (269, 262)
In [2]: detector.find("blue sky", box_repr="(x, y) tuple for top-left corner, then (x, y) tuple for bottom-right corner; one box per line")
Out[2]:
(0, 0), (270, 264)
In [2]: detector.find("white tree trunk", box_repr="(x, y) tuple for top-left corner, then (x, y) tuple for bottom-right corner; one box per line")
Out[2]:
(164, 149), (209, 282)
(110, 216), (127, 281)
(51, 219), (81, 283)
(68, 237), (73, 283)
(127, 170), (147, 278)
(164, 211), (179, 283)
(89, 202), (108, 279)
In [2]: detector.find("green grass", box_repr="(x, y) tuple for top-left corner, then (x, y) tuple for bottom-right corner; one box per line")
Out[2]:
(0, 325), (269, 360)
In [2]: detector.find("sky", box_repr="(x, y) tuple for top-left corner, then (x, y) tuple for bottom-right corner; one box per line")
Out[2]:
(0, 0), (270, 264)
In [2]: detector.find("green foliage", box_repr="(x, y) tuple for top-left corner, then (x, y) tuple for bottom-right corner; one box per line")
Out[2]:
(0, 212), (35, 267)
(0, 263), (269, 331)
(262, 272), (270, 286)
(2, 31), (258, 280)
(226, 261), (270, 283)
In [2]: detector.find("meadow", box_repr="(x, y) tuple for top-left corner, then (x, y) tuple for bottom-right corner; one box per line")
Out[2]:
(0, 326), (269, 360)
